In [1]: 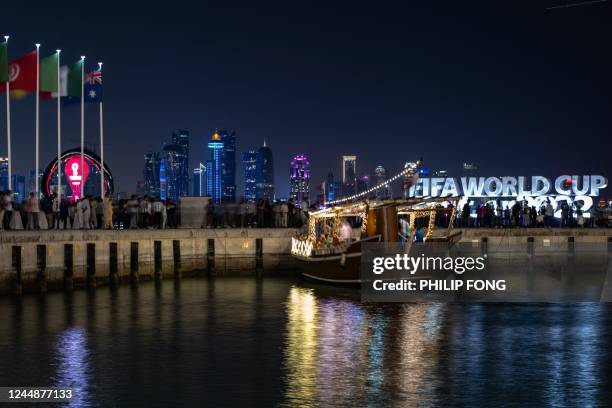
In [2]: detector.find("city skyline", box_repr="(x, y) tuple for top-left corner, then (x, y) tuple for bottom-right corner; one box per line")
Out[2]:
(1, 2), (610, 198)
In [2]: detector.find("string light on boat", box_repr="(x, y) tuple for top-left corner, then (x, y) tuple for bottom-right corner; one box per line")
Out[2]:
(324, 163), (418, 206)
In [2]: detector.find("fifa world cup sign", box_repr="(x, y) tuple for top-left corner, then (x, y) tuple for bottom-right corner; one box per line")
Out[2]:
(409, 175), (608, 217)
(64, 156), (90, 202)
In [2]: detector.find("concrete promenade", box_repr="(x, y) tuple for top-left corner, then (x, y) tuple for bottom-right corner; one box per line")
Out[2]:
(1, 227), (611, 294)
(0, 228), (299, 294)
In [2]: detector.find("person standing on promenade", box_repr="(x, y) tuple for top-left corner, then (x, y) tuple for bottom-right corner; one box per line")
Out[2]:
(281, 201), (288, 227)
(103, 194), (113, 229)
(127, 195), (139, 229)
(26, 192), (40, 230)
(152, 198), (163, 229)
(81, 196), (91, 229)
(73, 199), (83, 230)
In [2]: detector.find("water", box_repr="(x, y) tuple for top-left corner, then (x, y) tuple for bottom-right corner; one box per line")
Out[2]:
(1, 276), (612, 407)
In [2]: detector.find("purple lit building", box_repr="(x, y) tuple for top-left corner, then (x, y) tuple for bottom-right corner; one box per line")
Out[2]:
(289, 154), (310, 207)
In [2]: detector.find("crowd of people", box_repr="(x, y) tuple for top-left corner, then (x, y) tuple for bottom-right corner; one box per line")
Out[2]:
(3, 190), (612, 231)
(0, 192), (312, 230)
(450, 200), (612, 228)
(204, 198), (310, 228)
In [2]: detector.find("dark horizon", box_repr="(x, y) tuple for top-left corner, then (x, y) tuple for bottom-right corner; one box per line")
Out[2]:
(2, 1), (612, 198)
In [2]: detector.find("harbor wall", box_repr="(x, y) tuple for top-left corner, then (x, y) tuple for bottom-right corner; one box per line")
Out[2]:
(0, 228), (299, 294)
(1, 227), (612, 294)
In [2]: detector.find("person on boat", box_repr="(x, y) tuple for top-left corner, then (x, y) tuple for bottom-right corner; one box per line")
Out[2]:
(414, 227), (425, 243)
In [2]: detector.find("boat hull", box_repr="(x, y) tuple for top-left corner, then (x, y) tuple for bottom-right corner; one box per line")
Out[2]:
(295, 252), (363, 284)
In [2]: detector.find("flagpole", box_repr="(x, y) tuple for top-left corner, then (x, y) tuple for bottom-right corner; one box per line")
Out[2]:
(98, 62), (104, 198)
(80, 55), (85, 199)
(56, 50), (61, 204)
(4, 35), (11, 190)
(35, 43), (40, 195)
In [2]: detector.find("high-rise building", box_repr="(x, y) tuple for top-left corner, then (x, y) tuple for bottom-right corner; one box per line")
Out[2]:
(172, 129), (190, 196)
(462, 162), (478, 177)
(193, 163), (206, 196)
(205, 160), (214, 197)
(217, 130), (236, 202)
(374, 165), (392, 199)
(0, 157), (8, 191)
(256, 141), (274, 201)
(241, 150), (257, 202)
(28, 169), (43, 194)
(326, 170), (335, 202)
(289, 154), (310, 206)
(143, 152), (161, 197)
(342, 155), (357, 197)
(433, 169), (448, 177)
(159, 160), (167, 200)
(207, 132), (224, 203)
(357, 174), (370, 195)
(161, 143), (187, 202)
(12, 173), (26, 203)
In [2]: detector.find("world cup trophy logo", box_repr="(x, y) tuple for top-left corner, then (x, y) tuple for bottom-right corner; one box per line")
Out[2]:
(64, 156), (90, 202)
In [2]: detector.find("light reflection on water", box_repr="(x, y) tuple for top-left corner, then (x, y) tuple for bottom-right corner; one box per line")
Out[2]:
(0, 278), (610, 406)
(55, 327), (91, 407)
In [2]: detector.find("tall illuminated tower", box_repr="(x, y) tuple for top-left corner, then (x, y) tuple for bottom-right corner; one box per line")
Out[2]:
(256, 140), (274, 201)
(289, 154), (310, 206)
(242, 150), (257, 202)
(207, 132), (224, 203)
(342, 155), (357, 197)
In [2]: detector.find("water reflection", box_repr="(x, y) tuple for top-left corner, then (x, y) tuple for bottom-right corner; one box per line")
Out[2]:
(0, 278), (610, 406)
(55, 327), (91, 407)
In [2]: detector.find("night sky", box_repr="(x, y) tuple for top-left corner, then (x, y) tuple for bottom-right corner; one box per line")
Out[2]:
(2, 1), (612, 197)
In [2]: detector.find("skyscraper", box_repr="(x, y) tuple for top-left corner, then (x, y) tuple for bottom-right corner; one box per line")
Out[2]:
(256, 141), (274, 201)
(462, 162), (478, 177)
(357, 174), (370, 195)
(159, 160), (167, 200)
(207, 132), (224, 203)
(0, 157), (8, 191)
(172, 129), (191, 195)
(218, 130), (236, 202)
(342, 155), (357, 197)
(161, 143), (187, 202)
(326, 170), (335, 202)
(205, 160), (214, 197)
(11, 173), (25, 203)
(172, 129), (190, 196)
(241, 150), (257, 202)
(289, 154), (310, 206)
(374, 165), (391, 199)
(193, 163), (206, 196)
(143, 152), (161, 197)
(402, 161), (418, 199)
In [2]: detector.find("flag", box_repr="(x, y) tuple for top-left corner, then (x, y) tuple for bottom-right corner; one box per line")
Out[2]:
(58, 59), (83, 104)
(0, 51), (37, 94)
(40, 53), (58, 92)
(0, 42), (8, 83)
(84, 68), (102, 103)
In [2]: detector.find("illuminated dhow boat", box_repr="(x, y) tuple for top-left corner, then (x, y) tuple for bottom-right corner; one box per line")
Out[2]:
(291, 164), (462, 284)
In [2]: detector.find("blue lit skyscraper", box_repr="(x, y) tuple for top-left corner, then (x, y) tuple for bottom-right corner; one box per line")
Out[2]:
(256, 141), (274, 201)
(241, 150), (257, 202)
(159, 160), (167, 201)
(205, 160), (214, 197)
(207, 132), (224, 203)
(193, 163), (206, 196)
(0, 157), (8, 191)
(219, 130), (236, 202)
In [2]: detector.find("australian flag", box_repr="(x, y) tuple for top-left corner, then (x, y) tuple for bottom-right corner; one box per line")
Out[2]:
(84, 69), (102, 103)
